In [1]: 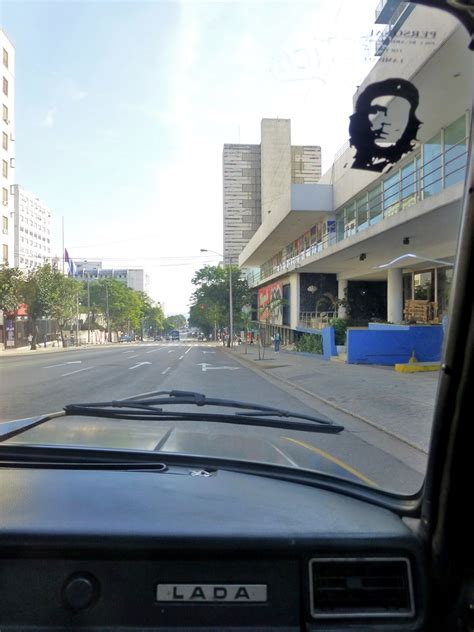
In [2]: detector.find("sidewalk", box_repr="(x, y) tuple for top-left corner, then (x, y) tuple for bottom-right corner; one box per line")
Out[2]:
(224, 344), (439, 453)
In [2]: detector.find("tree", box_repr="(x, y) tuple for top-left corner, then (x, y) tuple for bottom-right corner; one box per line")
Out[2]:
(257, 295), (287, 360)
(49, 275), (83, 346)
(188, 264), (250, 340)
(21, 264), (59, 350)
(0, 266), (23, 314)
(165, 314), (187, 331)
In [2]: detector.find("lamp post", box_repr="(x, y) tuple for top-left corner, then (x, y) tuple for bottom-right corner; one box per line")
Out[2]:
(200, 248), (234, 347)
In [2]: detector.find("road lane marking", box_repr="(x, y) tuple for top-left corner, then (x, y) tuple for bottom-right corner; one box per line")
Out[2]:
(281, 436), (377, 487)
(146, 348), (162, 354)
(197, 362), (239, 372)
(61, 367), (93, 377)
(202, 351), (216, 354)
(179, 355), (184, 360)
(168, 350), (175, 354)
(129, 362), (152, 370)
(123, 351), (135, 354)
(127, 354), (139, 359)
(185, 347), (192, 354)
(44, 361), (82, 369)
(162, 367), (171, 375)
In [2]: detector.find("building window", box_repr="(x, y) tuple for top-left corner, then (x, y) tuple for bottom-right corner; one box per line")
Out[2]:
(423, 131), (442, 197)
(2, 104), (8, 122)
(356, 193), (369, 232)
(444, 115), (467, 188)
(2, 48), (8, 68)
(2, 77), (8, 96)
(2, 131), (7, 150)
(2, 243), (8, 264)
(368, 183), (382, 225)
(2, 187), (7, 205)
(383, 171), (401, 217)
(2, 159), (7, 178)
(2, 214), (7, 233)
(344, 200), (356, 237)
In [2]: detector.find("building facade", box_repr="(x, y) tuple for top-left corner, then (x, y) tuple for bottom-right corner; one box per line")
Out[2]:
(223, 122), (321, 263)
(1, 29), (15, 267)
(236, 4), (471, 348)
(73, 261), (148, 293)
(13, 185), (53, 270)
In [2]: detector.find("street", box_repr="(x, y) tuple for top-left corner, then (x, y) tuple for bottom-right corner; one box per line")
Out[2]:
(0, 340), (426, 493)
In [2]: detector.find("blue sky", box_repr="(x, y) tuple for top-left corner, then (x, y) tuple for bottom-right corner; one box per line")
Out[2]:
(2, 0), (377, 314)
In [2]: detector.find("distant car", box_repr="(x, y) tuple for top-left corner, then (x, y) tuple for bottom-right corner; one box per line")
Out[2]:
(119, 334), (132, 343)
(170, 330), (180, 341)
(154, 335), (162, 341)
(197, 333), (206, 341)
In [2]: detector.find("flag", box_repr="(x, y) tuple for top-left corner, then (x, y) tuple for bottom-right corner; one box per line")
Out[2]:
(64, 249), (76, 277)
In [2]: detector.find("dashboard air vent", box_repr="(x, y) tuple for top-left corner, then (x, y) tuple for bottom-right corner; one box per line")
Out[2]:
(309, 557), (414, 619)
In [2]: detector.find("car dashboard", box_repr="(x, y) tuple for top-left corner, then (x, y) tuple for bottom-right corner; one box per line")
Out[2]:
(0, 464), (427, 631)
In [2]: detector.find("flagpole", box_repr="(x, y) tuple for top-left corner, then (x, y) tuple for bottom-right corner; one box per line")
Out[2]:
(62, 216), (65, 274)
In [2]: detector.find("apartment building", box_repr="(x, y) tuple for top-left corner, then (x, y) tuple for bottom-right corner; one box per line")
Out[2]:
(73, 261), (148, 293)
(13, 185), (53, 270)
(237, 3), (471, 348)
(1, 29), (15, 267)
(223, 122), (321, 262)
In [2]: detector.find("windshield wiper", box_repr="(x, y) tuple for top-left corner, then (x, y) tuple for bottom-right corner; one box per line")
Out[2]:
(64, 390), (344, 435)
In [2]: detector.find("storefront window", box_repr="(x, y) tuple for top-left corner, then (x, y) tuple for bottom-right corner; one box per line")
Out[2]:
(423, 132), (442, 197)
(444, 115), (467, 188)
(414, 270), (435, 301)
(437, 266), (454, 317)
(368, 183), (382, 225)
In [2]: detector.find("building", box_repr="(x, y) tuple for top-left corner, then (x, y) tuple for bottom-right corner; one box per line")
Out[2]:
(13, 185), (53, 270)
(1, 29), (15, 267)
(236, 3), (471, 351)
(72, 261), (148, 293)
(223, 122), (321, 262)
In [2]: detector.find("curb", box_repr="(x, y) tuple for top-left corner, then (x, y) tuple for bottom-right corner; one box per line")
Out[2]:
(222, 347), (428, 455)
(0, 343), (125, 358)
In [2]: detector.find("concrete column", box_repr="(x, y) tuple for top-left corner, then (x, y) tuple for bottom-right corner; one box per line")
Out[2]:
(387, 268), (404, 323)
(338, 278), (348, 319)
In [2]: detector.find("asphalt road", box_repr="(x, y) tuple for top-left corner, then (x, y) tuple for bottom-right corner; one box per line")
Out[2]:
(0, 340), (425, 493)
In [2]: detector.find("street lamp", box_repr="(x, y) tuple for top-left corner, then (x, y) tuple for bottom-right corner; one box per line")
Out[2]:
(200, 248), (234, 347)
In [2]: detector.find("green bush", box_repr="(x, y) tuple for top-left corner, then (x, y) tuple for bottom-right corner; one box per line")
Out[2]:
(295, 333), (323, 354)
(329, 318), (348, 345)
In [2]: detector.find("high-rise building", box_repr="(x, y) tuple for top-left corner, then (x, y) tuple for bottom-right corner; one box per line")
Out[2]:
(13, 185), (53, 270)
(1, 29), (15, 267)
(222, 121), (321, 262)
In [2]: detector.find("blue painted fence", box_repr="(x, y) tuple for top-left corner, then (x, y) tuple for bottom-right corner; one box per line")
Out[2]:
(294, 326), (337, 360)
(347, 324), (443, 365)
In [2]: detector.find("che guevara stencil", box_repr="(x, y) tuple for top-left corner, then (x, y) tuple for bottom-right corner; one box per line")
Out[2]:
(349, 78), (422, 172)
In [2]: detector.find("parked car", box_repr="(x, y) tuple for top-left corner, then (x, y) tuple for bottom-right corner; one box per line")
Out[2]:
(154, 335), (162, 341)
(170, 330), (180, 341)
(119, 334), (132, 343)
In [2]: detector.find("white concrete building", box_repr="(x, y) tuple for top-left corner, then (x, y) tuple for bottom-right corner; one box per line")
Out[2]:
(1, 29), (15, 267)
(72, 262), (148, 293)
(238, 3), (471, 343)
(13, 185), (53, 270)
(223, 124), (321, 262)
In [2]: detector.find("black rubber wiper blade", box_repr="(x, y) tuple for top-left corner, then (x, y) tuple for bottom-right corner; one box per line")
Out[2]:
(65, 389), (337, 428)
(62, 406), (343, 434)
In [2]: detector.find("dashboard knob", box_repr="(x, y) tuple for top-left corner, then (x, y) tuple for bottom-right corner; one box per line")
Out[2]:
(63, 574), (98, 610)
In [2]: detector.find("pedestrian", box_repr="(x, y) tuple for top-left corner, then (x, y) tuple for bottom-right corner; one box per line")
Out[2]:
(274, 331), (281, 353)
(43, 334), (47, 348)
(28, 333), (33, 348)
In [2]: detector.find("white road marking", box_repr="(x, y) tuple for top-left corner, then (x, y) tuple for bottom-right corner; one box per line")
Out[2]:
(179, 355), (184, 360)
(127, 354), (139, 359)
(123, 351), (135, 354)
(61, 367), (92, 377)
(185, 347), (192, 354)
(202, 351), (216, 354)
(44, 361), (82, 369)
(162, 367), (171, 375)
(146, 348), (162, 354)
(129, 362), (152, 370)
(196, 363), (240, 372)
(168, 350), (175, 354)
(272, 444), (299, 467)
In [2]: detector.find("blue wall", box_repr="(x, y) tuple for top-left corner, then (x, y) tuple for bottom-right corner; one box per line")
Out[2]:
(347, 325), (443, 365)
(294, 326), (336, 360)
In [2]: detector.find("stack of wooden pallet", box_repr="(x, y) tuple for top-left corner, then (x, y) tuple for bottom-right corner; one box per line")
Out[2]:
(404, 300), (438, 323)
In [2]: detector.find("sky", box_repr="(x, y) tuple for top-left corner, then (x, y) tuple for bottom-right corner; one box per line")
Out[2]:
(2, 0), (379, 315)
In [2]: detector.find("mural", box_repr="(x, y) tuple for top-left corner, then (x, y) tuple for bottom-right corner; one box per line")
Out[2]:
(258, 282), (283, 325)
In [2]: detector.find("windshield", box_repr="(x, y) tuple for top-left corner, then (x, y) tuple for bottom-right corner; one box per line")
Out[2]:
(0, 0), (471, 494)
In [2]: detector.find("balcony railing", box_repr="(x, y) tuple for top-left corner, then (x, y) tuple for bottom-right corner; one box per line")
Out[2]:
(299, 311), (337, 329)
(246, 131), (468, 289)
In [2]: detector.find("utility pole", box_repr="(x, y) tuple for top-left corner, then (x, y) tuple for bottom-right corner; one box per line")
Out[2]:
(76, 293), (80, 346)
(87, 272), (91, 344)
(228, 257), (233, 348)
(105, 282), (110, 342)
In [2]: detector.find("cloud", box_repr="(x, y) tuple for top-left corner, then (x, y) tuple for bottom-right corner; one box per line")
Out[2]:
(41, 107), (57, 129)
